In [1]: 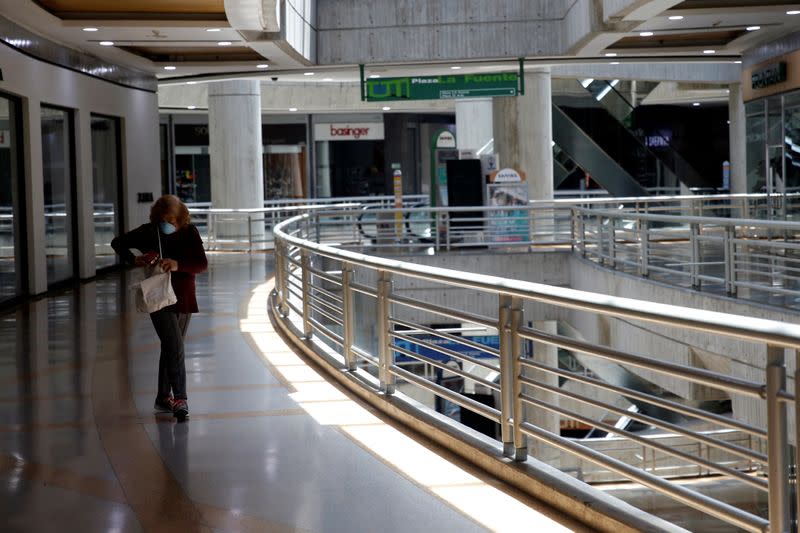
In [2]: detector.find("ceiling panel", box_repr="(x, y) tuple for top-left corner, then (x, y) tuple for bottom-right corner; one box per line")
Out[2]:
(34, 0), (226, 19)
(610, 29), (747, 49)
(120, 45), (262, 62)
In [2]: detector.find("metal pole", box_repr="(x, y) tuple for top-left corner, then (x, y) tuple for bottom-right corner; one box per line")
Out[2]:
(301, 250), (312, 339)
(278, 241), (289, 316)
(725, 226), (736, 295)
(640, 219), (649, 277)
(510, 297), (527, 461)
(690, 223), (701, 290)
(499, 293), (514, 458)
(342, 263), (356, 371)
(377, 270), (395, 394)
(608, 217), (616, 269)
(766, 344), (791, 533)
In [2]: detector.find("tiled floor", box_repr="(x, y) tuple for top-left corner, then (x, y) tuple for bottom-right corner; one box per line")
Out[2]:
(0, 253), (582, 533)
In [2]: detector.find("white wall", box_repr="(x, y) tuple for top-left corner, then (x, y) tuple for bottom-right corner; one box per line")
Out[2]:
(0, 44), (160, 292)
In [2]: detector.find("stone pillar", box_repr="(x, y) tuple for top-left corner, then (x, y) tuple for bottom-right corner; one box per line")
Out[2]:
(208, 80), (264, 245)
(492, 68), (553, 201)
(529, 320), (559, 464)
(728, 83), (747, 195)
(316, 140), (332, 197)
(455, 99), (493, 154)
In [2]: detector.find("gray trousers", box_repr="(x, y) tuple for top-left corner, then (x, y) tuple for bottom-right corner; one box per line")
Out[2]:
(150, 310), (191, 400)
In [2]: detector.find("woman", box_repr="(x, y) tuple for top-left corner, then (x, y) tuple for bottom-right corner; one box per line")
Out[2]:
(112, 195), (208, 420)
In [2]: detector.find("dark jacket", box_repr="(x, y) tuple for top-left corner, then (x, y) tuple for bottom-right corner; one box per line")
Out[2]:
(111, 223), (208, 314)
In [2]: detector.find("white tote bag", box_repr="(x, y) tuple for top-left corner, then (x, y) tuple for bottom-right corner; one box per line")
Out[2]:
(133, 228), (177, 313)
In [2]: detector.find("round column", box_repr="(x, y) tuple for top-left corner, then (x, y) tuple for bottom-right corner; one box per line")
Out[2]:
(208, 80), (264, 246)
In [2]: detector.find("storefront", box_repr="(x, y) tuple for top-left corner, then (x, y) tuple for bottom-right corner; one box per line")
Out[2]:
(744, 46), (800, 195)
(313, 118), (385, 198)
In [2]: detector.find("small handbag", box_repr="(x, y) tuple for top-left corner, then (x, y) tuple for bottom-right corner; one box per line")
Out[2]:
(133, 227), (177, 313)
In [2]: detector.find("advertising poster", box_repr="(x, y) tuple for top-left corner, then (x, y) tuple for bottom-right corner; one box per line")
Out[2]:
(487, 168), (529, 242)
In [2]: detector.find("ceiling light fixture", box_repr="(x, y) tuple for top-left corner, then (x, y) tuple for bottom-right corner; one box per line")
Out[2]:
(746, 25), (761, 31)
(187, 81), (197, 85)
(99, 41), (114, 46)
(787, 10), (800, 15)
(257, 64), (269, 69)
(289, 107), (298, 112)
(217, 41), (232, 46)
(668, 15), (684, 21)
(605, 52), (617, 57)
(206, 28), (222, 32)
(82, 27), (98, 32)
(639, 31), (654, 37)
(735, 60), (742, 64)
(369, 74), (381, 79)
(693, 102), (701, 107)
(382, 106), (391, 111)
(610, 61), (620, 65)
(703, 49), (716, 54)
(451, 66), (462, 70)
(164, 66), (177, 71)
(303, 72), (314, 76)
(322, 77), (333, 81)
(187, 106), (196, 110)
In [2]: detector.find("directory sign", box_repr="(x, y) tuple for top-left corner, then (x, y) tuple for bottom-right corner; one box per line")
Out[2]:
(366, 72), (519, 101)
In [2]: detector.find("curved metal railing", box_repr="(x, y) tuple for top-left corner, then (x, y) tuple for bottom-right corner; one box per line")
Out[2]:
(271, 209), (800, 533)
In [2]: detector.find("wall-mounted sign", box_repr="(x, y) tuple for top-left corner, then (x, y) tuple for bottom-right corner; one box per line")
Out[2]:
(314, 122), (384, 141)
(366, 72), (519, 102)
(491, 168), (524, 183)
(431, 129), (458, 207)
(752, 62), (787, 90)
(435, 130), (456, 149)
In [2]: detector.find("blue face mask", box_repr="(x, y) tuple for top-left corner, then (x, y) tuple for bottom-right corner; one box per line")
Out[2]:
(159, 221), (177, 235)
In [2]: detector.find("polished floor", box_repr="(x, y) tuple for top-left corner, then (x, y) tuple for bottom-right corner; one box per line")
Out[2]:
(0, 254), (585, 533)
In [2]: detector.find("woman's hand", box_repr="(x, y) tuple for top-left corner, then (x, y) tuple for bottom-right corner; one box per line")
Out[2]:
(160, 258), (179, 272)
(135, 252), (159, 267)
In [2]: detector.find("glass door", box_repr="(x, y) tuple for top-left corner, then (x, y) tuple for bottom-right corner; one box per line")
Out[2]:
(0, 93), (25, 303)
(91, 115), (122, 271)
(41, 106), (76, 286)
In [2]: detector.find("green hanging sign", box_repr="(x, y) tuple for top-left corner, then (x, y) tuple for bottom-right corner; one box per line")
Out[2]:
(366, 72), (520, 102)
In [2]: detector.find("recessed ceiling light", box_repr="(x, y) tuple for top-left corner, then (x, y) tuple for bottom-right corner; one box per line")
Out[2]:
(164, 66), (177, 71)
(787, 10), (800, 15)
(382, 106), (391, 111)
(668, 15), (684, 21)
(746, 25), (761, 31)
(610, 61), (620, 65)
(735, 60), (742, 64)
(693, 102), (701, 107)
(303, 72), (314, 76)
(289, 107), (298, 112)
(703, 49), (716, 54)
(605, 52), (617, 57)
(451, 66), (462, 70)
(99, 41), (114, 46)
(369, 74), (381, 79)
(257, 64), (269, 69)
(206, 28), (222, 32)
(82, 27), (98, 32)
(322, 77), (333, 82)
(187, 81), (197, 85)
(217, 41), (232, 46)
(639, 31), (654, 37)
(187, 106), (196, 110)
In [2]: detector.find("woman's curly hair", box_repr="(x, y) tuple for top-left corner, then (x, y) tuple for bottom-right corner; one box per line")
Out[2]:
(150, 194), (191, 228)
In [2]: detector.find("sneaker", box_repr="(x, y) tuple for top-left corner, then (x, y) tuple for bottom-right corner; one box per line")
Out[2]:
(173, 399), (189, 420)
(154, 396), (175, 413)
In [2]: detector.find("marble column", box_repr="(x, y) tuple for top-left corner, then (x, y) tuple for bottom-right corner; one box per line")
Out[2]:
(728, 83), (747, 195)
(492, 68), (553, 201)
(208, 80), (265, 245)
(455, 99), (493, 154)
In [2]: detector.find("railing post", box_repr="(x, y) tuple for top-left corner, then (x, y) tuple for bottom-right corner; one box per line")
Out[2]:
(608, 217), (616, 269)
(690, 223), (701, 290)
(342, 263), (356, 371)
(766, 344), (791, 533)
(301, 250), (312, 339)
(639, 219), (649, 277)
(725, 226), (737, 296)
(377, 270), (395, 394)
(499, 293), (514, 458)
(277, 240), (289, 316)
(510, 297), (527, 461)
(445, 213), (451, 251)
(579, 211), (586, 257)
(595, 215), (603, 264)
(434, 211), (441, 252)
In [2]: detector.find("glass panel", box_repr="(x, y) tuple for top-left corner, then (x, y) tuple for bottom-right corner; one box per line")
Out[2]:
(746, 112), (766, 193)
(784, 91), (800, 193)
(0, 95), (23, 302)
(41, 106), (74, 285)
(91, 116), (121, 270)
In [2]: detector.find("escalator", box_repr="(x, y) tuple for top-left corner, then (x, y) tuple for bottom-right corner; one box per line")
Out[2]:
(552, 78), (707, 195)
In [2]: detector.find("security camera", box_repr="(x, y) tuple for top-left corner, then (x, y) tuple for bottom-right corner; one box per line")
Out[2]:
(271, 76), (278, 82)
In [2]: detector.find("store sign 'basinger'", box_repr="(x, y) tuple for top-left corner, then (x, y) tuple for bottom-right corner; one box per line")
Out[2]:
(366, 72), (519, 101)
(313, 122), (385, 141)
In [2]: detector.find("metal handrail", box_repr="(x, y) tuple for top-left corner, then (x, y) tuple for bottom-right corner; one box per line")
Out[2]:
(271, 208), (800, 533)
